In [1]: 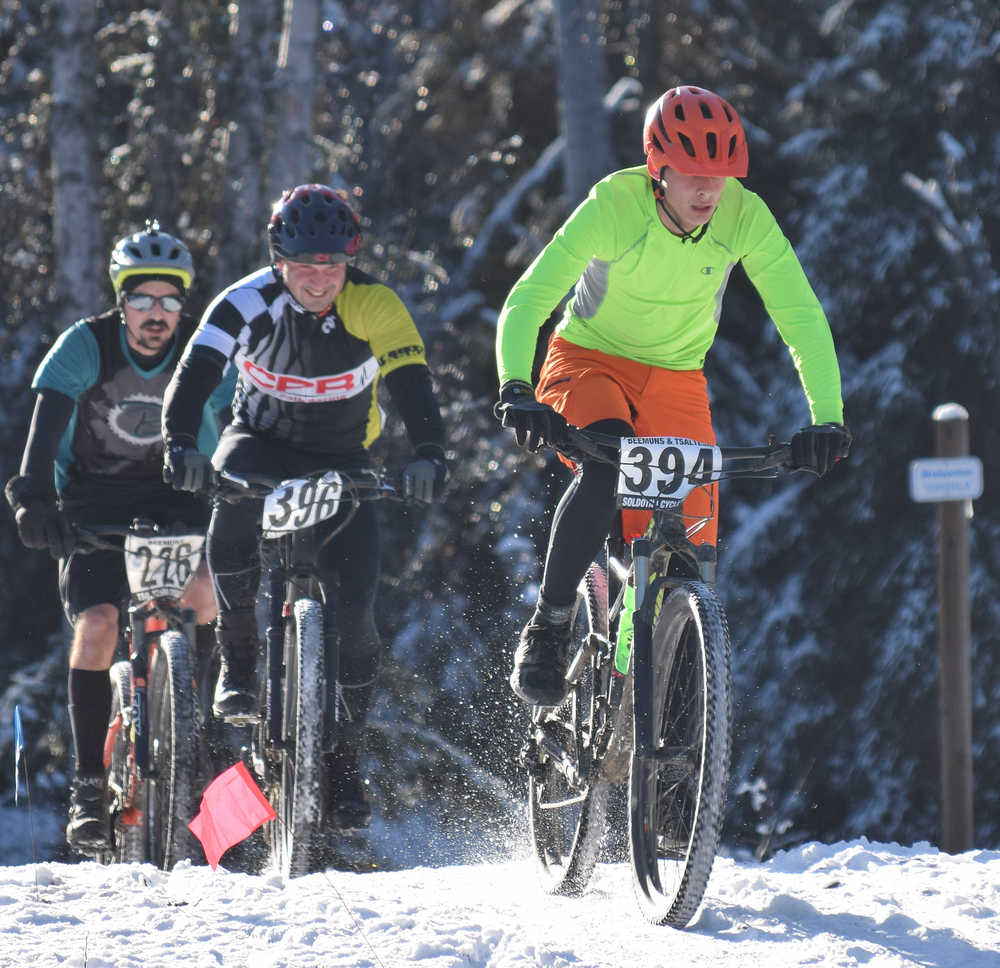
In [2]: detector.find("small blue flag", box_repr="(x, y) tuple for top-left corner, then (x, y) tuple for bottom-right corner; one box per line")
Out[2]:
(14, 704), (24, 806)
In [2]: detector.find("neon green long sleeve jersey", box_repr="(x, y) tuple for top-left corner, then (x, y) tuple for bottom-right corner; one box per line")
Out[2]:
(495, 166), (844, 424)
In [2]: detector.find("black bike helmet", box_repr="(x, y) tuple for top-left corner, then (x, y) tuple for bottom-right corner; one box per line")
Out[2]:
(267, 184), (362, 263)
(109, 219), (195, 293)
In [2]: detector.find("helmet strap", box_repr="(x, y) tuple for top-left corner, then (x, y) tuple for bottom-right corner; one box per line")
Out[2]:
(652, 173), (708, 244)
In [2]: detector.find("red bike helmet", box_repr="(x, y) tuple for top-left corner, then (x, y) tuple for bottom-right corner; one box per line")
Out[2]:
(643, 86), (748, 178)
(268, 184), (362, 263)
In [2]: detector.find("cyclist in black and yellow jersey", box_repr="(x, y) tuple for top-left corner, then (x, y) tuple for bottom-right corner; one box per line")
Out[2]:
(162, 185), (448, 829)
(495, 86), (851, 707)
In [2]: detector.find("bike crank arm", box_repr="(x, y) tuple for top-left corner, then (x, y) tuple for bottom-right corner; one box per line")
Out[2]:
(564, 631), (608, 685)
(531, 726), (585, 790)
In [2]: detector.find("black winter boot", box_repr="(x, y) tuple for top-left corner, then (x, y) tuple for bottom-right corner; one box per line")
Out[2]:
(213, 608), (261, 724)
(66, 773), (110, 853)
(509, 597), (575, 706)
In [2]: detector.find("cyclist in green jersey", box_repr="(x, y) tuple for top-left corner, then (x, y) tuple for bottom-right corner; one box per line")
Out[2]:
(495, 86), (851, 706)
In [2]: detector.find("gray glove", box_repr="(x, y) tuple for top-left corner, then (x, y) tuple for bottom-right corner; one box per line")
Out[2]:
(402, 445), (449, 504)
(163, 443), (215, 492)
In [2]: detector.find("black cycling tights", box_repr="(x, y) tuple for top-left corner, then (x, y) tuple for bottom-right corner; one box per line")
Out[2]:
(207, 427), (383, 723)
(539, 418), (634, 609)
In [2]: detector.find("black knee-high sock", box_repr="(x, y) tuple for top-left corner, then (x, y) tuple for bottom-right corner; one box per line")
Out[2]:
(68, 668), (112, 777)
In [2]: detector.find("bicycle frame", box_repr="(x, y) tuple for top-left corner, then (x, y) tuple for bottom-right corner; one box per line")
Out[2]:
(523, 424), (793, 923)
(77, 519), (205, 866)
(216, 466), (400, 877)
(124, 598), (198, 778)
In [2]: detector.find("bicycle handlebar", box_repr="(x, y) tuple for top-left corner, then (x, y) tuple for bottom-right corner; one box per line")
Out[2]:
(554, 424), (796, 481)
(211, 466), (404, 502)
(72, 519), (202, 554)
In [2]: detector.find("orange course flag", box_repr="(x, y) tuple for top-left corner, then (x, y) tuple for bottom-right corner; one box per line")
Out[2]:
(188, 762), (276, 870)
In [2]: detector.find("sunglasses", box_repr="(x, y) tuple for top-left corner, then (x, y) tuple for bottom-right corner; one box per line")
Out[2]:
(122, 292), (184, 313)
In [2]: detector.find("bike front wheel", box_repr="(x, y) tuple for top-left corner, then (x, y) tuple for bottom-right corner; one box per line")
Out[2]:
(146, 630), (200, 869)
(267, 597), (325, 878)
(528, 555), (615, 895)
(629, 581), (732, 927)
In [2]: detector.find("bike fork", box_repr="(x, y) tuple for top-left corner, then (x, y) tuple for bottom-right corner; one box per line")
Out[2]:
(265, 567), (285, 747)
(629, 537), (658, 759)
(128, 613), (151, 778)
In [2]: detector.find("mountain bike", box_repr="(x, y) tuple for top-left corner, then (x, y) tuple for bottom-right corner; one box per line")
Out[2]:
(76, 519), (208, 869)
(214, 466), (402, 878)
(520, 425), (793, 927)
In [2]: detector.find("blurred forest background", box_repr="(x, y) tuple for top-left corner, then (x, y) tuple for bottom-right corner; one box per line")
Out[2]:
(0, 0), (998, 866)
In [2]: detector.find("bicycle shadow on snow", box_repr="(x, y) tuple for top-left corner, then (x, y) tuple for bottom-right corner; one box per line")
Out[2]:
(693, 892), (996, 966)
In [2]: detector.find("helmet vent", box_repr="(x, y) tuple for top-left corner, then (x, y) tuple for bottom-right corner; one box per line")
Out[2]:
(698, 100), (713, 119)
(678, 132), (696, 158)
(150, 242), (161, 256)
(706, 133), (717, 158)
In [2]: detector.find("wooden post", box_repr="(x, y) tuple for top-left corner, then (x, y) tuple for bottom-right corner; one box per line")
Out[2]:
(932, 403), (973, 853)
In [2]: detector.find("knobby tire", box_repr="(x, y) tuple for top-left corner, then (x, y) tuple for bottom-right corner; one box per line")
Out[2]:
(528, 555), (614, 895)
(146, 631), (200, 869)
(629, 581), (732, 927)
(268, 597), (325, 878)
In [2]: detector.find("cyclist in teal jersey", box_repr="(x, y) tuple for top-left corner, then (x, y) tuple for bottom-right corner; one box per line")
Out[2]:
(5, 223), (235, 852)
(495, 86), (851, 706)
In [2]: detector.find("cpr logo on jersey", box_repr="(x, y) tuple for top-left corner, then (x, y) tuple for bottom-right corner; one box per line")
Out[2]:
(237, 354), (378, 402)
(108, 393), (164, 446)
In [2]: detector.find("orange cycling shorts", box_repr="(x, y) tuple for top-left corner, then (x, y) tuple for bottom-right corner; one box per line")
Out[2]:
(536, 336), (718, 546)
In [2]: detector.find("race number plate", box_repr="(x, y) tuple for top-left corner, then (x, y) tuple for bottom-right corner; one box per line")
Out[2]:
(123, 533), (205, 602)
(262, 472), (344, 536)
(616, 437), (723, 510)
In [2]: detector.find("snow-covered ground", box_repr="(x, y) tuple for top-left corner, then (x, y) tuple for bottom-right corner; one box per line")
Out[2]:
(1, 831), (997, 967)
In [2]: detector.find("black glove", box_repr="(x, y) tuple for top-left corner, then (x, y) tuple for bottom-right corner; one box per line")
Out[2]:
(402, 444), (449, 504)
(163, 442), (215, 492)
(494, 380), (567, 454)
(790, 422), (852, 476)
(5, 475), (75, 560)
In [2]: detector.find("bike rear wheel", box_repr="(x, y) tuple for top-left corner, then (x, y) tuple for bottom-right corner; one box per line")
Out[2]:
(107, 661), (146, 863)
(629, 581), (732, 927)
(267, 597), (325, 878)
(528, 555), (615, 895)
(146, 631), (200, 869)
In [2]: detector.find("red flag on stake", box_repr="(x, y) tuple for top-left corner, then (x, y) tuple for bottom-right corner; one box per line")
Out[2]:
(189, 762), (276, 870)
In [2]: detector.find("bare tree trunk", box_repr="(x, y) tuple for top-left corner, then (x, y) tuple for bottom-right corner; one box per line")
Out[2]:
(213, 0), (273, 290)
(267, 0), (320, 201)
(149, 0), (186, 225)
(50, 0), (103, 320)
(555, 0), (613, 207)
